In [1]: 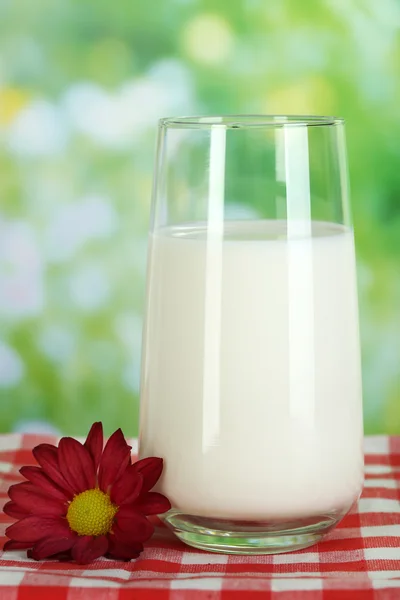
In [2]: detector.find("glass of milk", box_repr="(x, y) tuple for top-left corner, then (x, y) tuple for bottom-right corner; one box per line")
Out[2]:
(139, 116), (364, 554)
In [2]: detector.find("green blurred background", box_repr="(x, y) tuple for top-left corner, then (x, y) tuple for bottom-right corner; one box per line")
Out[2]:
(0, 0), (399, 437)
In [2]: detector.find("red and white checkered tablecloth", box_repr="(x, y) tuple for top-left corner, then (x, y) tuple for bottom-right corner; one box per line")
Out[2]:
(0, 434), (399, 599)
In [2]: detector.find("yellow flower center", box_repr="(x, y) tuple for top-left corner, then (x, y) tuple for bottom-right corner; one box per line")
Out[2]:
(67, 489), (118, 536)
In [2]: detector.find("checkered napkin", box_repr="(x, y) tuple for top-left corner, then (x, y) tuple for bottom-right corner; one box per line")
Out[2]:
(0, 434), (399, 599)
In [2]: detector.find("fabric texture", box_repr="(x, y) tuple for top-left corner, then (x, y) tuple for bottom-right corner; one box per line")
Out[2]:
(0, 434), (399, 599)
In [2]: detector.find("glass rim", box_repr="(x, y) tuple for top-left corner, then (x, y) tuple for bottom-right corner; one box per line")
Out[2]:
(159, 114), (345, 129)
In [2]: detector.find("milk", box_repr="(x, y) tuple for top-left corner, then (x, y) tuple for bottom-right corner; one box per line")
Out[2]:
(139, 220), (364, 521)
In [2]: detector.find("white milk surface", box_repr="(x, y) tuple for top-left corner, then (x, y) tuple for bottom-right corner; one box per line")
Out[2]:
(139, 221), (364, 520)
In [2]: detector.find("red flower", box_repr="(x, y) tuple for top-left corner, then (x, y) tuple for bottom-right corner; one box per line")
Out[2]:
(3, 423), (170, 564)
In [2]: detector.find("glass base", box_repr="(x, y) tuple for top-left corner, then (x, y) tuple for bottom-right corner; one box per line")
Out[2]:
(163, 510), (344, 555)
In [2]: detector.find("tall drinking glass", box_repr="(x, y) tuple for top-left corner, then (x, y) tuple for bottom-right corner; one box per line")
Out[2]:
(139, 116), (364, 554)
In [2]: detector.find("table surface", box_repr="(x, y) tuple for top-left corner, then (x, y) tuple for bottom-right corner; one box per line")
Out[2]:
(0, 434), (399, 599)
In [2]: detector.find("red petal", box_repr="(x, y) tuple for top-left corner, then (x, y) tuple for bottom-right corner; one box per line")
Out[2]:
(8, 482), (67, 517)
(29, 535), (76, 561)
(6, 516), (72, 543)
(131, 457), (163, 492)
(110, 468), (143, 505)
(71, 535), (108, 564)
(114, 509), (154, 543)
(3, 501), (29, 519)
(58, 437), (96, 494)
(47, 551), (73, 561)
(32, 444), (74, 497)
(3, 540), (32, 551)
(107, 536), (143, 560)
(20, 466), (70, 501)
(133, 492), (171, 515)
(98, 429), (131, 493)
(84, 422), (103, 472)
